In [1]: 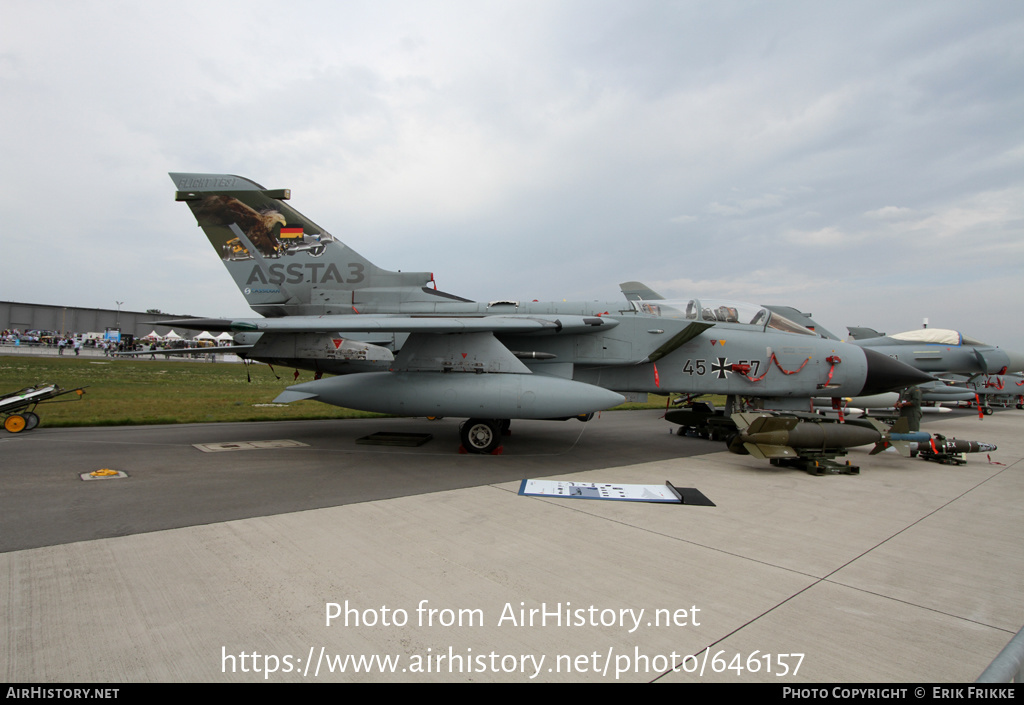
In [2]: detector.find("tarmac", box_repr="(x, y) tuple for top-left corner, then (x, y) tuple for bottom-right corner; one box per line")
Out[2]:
(2, 407), (1022, 683)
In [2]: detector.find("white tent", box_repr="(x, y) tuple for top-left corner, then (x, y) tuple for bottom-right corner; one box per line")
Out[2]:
(163, 330), (182, 340)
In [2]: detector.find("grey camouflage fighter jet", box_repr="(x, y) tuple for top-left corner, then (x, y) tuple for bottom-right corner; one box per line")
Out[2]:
(846, 327), (1024, 415)
(161, 173), (931, 452)
(847, 327), (1024, 377)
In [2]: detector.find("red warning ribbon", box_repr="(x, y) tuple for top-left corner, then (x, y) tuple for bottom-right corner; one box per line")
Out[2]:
(740, 352), (813, 382)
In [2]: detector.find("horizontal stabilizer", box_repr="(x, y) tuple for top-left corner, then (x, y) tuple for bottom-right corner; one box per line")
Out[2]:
(114, 345), (254, 357)
(272, 390), (319, 404)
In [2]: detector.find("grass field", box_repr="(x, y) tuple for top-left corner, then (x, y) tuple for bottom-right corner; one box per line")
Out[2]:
(0, 356), (674, 428)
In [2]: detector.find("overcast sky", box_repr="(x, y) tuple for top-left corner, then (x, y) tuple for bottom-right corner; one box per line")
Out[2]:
(2, 1), (1022, 351)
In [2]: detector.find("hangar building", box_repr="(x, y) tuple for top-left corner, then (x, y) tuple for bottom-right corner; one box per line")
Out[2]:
(0, 301), (197, 340)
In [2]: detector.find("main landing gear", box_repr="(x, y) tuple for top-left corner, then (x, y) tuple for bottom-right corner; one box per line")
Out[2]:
(458, 414), (594, 454)
(459, 418), (510, 454)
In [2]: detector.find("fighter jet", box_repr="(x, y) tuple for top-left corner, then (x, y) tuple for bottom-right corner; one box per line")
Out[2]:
(921, 373), (1024, 414)
(848, 327), (1024, 377)
(846, 327), (1024, 415)
(160, 173), (931, 453)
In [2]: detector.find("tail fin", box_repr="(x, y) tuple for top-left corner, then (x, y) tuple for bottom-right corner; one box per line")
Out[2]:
(619, 281), (665, 302)
(170, 173), (468, 316)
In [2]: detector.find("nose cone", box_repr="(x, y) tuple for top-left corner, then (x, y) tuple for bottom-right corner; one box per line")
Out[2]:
(1004, 349), (1024, 374)
(860, 348), (935, 395)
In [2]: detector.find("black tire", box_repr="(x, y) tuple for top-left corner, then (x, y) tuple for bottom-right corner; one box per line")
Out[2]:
(461, 419), (501, 454)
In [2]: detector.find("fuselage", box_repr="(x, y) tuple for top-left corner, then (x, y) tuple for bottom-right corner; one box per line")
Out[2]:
(243, 297), (915, 403)
(851, 330), (1024, 376)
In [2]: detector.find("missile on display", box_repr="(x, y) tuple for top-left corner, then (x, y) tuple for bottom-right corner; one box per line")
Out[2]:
(728, 412), (998, 473)
(728, 413), (881, 461)
(897, 435), (998, 466)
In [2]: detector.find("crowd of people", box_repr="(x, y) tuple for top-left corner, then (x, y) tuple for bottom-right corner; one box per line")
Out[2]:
(1, 329), (226, 358)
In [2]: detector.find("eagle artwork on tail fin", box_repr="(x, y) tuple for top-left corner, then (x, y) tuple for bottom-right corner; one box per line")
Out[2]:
(194, 195), (286, 258)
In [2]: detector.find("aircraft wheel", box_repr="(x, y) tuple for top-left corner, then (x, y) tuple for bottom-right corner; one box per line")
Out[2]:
(983, 406), (993, 416)
(461, 419), (501, 454)
(576, 413), (594, 423)
(24, 412), (39, 431)
(4, 414), (27, 433)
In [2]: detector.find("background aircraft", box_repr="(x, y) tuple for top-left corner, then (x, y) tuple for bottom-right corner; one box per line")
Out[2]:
(921, 373), (1024, 414)
(846, 327), (1024, 415)
(160, 173), (931, 453)
(847, 327), (1024, 377)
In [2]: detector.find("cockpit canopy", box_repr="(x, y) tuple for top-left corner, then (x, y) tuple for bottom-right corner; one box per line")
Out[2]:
(889, 329), (987, 346)
(630, 298), (817, 336)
